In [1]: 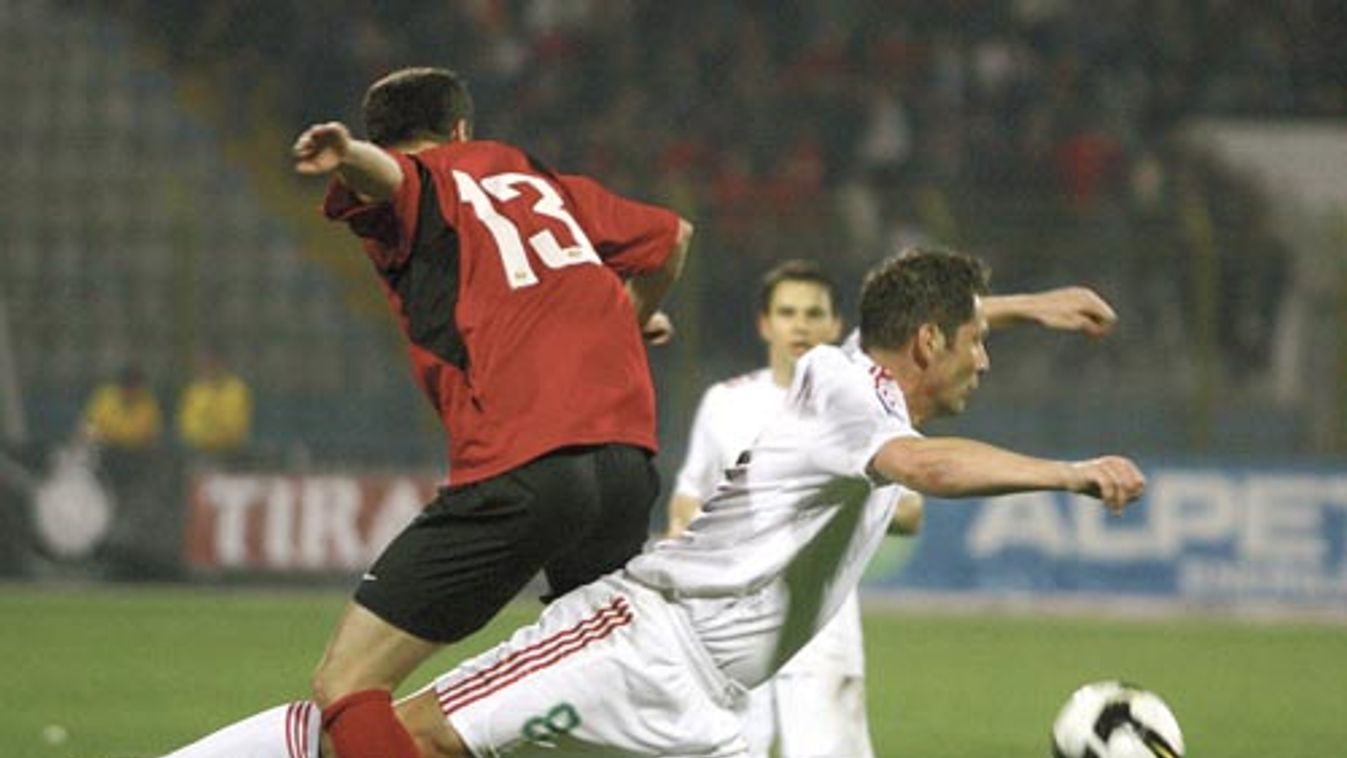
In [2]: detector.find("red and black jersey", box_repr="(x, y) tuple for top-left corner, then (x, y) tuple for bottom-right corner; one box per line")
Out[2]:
(323, 140), (680, 486)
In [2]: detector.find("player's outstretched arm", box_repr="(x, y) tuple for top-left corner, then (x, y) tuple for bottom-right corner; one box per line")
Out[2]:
(983, 287), (1117, 337)
(628, 218), (694, 338)
(871, 436), (1144, 513)
(292, 121), (404, 202)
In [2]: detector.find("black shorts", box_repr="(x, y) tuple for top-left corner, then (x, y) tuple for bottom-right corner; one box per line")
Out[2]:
(354, 443), (659, 643)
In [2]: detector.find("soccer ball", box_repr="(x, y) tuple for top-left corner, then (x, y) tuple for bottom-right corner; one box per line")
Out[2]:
(1050, 681), (1184, 758)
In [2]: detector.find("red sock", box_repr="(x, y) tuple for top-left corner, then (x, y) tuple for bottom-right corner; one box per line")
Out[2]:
(321, 689), (419, 758)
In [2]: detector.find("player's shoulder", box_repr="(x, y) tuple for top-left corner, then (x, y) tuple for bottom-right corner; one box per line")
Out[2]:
(791, 345), (875, 408)
(715, 367), (773, 390)
(417, 140), (534, 172)
(816, 344), (913, 426)
(705, 368), (774, 399)
(796, 344), (856, 380)
(694, 369), (777, 417)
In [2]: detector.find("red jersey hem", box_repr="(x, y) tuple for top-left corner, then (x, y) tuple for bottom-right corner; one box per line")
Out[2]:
(443, 431), (658, 488)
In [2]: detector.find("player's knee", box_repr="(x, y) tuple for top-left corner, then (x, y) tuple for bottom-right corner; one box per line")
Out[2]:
(310, 661), (385, 710)
(309, 666), (342, 710)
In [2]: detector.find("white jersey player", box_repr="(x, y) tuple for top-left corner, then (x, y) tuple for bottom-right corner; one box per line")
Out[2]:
(668, 261), (884, 758)
(165, 249), (1134, 758)
(668, 260), (1118, 757)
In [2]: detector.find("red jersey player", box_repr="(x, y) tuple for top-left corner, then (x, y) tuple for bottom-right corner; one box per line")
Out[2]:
(283, 67), (692, 758)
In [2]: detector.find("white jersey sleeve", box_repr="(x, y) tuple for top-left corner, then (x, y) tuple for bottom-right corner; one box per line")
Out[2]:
(672, 387), (726, 501)
(673, 370), (783, 502)
(788, 347), (914, 483)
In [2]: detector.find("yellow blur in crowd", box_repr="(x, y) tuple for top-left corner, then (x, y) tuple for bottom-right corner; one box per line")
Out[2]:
(176, 370), (252, 455)
(81, 367), (162, 450)
(81, 354), (251, 456)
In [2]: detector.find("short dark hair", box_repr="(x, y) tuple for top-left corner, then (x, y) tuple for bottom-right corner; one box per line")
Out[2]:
(859, 246), (990, 351)
(757, 259), (840, 315)
(362, 67), (474, 147)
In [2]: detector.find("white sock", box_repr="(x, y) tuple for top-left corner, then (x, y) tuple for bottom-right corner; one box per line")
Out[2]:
(163, 701), (319, 758)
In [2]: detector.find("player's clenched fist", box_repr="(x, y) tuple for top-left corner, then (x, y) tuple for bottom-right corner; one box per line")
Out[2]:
(1067, 456), (1145, 513)
(292, 122), (354, 175)
(641, 311), (675, 346)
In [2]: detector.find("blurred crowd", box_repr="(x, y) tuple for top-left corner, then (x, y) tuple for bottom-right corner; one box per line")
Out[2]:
(102, 0), (1339, 385)
(7, 0), (1316, 464)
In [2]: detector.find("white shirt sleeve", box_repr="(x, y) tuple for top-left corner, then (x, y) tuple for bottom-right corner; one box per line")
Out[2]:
(792, 347), (919, 482)
(673, 385), (727, 501)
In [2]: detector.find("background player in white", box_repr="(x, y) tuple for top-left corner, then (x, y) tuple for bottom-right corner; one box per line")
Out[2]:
(668, 259), (1118, 757)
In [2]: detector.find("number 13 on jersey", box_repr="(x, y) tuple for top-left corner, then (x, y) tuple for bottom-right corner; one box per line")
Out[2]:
(454, 170), (602, 289)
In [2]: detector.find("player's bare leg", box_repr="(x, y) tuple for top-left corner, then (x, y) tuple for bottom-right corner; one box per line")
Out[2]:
(312, 602), (442, 758)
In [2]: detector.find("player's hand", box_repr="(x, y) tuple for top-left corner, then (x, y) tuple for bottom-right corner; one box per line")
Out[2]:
(293, 122), (353, 175)
(888, 491), (925, 536)
(643, 311), (675, 346)
(1031, 287), (1117, 338)
(1067, 456), (1145, 513)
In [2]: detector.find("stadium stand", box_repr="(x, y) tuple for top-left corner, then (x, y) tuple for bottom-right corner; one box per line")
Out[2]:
(6, 0), (1346, 462)
(1, 0), (434, 465)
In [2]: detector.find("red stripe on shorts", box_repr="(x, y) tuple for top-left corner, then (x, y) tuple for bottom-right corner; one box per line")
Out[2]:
(437, 595), (633, 716)
(286, 702), (313, 758)
(285, 703), (300, 758)
(298, 702), (312, 758)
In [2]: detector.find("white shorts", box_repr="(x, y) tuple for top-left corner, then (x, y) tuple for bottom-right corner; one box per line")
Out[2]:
(431, 572), (750, 756)
(741, 593), (874, 758)
(743, 670), (872, 758)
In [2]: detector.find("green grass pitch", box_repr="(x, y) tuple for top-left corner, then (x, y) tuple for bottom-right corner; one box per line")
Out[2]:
(3, 586), (1344, 756)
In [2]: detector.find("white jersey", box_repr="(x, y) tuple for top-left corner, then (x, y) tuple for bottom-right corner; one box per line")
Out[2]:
(674, 368), (786, 501)
(674, 362), (867, 682)
(630, 344), (918, 687)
